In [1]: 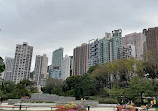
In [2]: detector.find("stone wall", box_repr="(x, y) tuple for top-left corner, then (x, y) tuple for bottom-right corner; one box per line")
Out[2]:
(30, 93), (76, 102)
(8, 99), (21, 105)
(56, 100), (99, 107)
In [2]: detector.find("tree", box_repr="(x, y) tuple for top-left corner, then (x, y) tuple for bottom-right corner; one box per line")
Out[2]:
(74, 74), (96, 99)
(42, 78), (63, 95)
(124, 76), (155, 103)
(0, 57), (5, 75)
(143, 51), (158, 78)
(87, 64), (99, 74)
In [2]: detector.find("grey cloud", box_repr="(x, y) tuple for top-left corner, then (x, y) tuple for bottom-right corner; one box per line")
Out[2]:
(1, 0), (158, 70)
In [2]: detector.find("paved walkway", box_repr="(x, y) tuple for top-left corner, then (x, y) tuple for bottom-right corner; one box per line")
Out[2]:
(0, 103), (114, 111)
(0, 103), (156, 111)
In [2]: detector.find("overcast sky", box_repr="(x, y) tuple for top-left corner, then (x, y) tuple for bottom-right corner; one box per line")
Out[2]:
(0, 0), (158, 71)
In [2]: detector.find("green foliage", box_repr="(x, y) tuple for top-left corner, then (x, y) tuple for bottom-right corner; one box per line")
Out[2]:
(88, 96), (118, 104)
(0, 80), (37, 100)
(0, 57), (5, 75)
(72, 74), (97, 99)
(42, 78), (63, 95)
(87, 64), (99, 74)
(124, 76), (156, 103)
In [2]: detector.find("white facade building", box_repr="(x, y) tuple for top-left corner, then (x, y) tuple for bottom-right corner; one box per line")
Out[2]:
(3, 57), (14, 81)
(122, 44), (136, 58)
(34, 54), (48, 86)
(11, 42), (33, 84)
(61, 55), (70, 80)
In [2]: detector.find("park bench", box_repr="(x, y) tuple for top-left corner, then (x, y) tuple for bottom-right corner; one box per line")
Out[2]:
(0, 105), (28, 110)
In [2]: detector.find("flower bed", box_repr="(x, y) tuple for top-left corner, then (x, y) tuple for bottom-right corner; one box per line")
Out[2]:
(55, 102), (87, 111)
(117, 105), (141, 111)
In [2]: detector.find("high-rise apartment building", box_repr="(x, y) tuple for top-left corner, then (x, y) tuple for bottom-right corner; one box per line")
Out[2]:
(88, 39), (99, 68)
(3, 57), (14, 81)
(122, 32), (145, 59)
(11, 42), (33, 84)
(111, 29), (122, 61)
(52, 48), (63, 70)
(61, 55), (70, 80)
(143, 27), (158, 55)
(49, 48), (63, 80)
(73, 43), (89, 75)
(34, 54), (48, 86)
(122, 44), (136, 59)
(98, 33), (112, 65)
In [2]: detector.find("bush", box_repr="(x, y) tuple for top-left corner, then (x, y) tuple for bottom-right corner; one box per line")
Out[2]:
(88, 96), (118, 104)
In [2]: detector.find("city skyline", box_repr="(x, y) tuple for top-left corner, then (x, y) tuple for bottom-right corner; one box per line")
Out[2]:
(1, 0), (158, 71)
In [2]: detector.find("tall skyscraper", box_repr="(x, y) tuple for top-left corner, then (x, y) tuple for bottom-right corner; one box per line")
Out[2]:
(11, 42), (33, 84)
(61, 55), (70, 80)
(73, 43), (89, 75)
(34, 54), (48, 86)
(98, 33), (112, 65)
(49, 48), (63, 80)
(3, 57), (14, 81)
(88, 39), (99, 68)
(122, 32), (145, 59)
(111, 29), (122, 61)
(143, 27), (158, 55)
(52, 48), (63, 70)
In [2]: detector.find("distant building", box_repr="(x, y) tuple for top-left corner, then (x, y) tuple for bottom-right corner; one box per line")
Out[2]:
(111, 29), (123, 61)
(34, 54), (48, 86)
(143, 27), (158, 55)
(52, 48), (63, 70)
(73, 43), (89, 75)
(49, 48), (63, 80)
(122, 32), (145, 59)
(61, 55), (70, 80)
(49, 69), (61, 79)
(88, 39), (99, 68)
(11, 42), (33, 84)
(122, 44), (136, 58)
(98, 33), (112, 65)
(3, 57), (14, 81)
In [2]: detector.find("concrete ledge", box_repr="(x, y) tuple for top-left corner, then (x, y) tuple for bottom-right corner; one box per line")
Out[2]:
(14, 103), (56, 107)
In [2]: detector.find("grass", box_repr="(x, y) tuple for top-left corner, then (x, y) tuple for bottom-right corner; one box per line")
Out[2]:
(156, 108), (158, 111)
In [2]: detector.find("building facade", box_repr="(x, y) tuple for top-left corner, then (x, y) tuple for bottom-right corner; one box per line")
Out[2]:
(111, 29), (123, 61)
(3, 57), (14, 81)
(34, 54), (48, 86)
(61, 55), (70, 80)
(73, 43), (89, 75)
(52, 48), (63, 70)
(122, 32), (145, 59)
(122, 44), (136, 59)
(11, 42), (33, 84)
(98, 33), (112, 65)
(143, 27), (158, 55)
(49, 69), (61, 79)
(88, 39), (99, 68)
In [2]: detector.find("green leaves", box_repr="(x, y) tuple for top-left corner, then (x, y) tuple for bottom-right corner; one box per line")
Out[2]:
(0, 57), (5, 75)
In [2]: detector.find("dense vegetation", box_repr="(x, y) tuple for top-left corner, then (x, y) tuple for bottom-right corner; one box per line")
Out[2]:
(0, 80), (38, 100)
(42, 52), (158, 105)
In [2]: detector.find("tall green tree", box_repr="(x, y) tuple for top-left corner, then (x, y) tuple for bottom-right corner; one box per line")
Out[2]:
(124, 76), (155, 103)
(0, 57), (5, 75)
